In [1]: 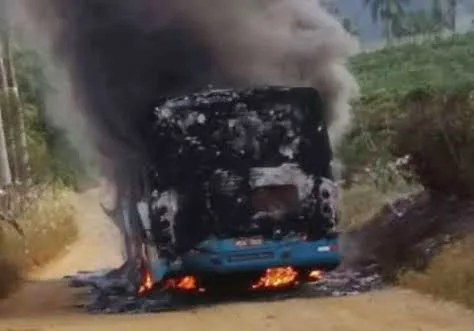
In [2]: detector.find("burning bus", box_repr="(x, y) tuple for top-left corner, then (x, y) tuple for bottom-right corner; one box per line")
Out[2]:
(131, 86), (340, 294)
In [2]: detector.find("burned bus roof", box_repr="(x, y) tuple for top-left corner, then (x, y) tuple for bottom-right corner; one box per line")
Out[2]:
(145, 85), (332, 183)
(155, 86), (325, 120)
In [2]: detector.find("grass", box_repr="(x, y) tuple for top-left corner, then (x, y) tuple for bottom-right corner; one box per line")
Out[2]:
(399, 236), (474, 310)
(339, 180), (420, 231)
(0, 186), (78, 298)
(351, 32), (474, 99)
(339, 184), (386, 231)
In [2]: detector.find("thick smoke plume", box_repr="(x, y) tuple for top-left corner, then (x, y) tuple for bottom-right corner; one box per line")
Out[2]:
(11, 0), (359, 275)
(17, 0), (359, 165)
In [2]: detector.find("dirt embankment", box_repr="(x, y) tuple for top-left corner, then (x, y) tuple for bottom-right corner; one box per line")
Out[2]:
(344, 193), (474, 275)
(1, 187), (474, 331)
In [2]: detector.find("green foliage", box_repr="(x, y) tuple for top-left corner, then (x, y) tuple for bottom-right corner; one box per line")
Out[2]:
(387, 0), (452, 38)
(341, 28), (474, 310)
(351, 33), (474, 98)
(13, 48), (88, 188)
(341, 33), (474, 182)
(399, 9), (443, 36)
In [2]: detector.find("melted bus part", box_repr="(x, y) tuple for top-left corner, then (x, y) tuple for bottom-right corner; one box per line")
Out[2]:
(139, 86), (337, 258)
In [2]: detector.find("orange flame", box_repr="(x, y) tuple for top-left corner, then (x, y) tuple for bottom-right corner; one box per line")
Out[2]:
(251, 266), (298, 290)
(309, 269), (323, 281)
(164, 275), (199, 291)
(138, 268), (154, 295)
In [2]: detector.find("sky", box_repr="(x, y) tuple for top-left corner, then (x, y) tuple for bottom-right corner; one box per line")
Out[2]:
(329, 0), (474, 43)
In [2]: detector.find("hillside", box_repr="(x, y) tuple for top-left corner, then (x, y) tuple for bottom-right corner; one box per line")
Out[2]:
(342, 32), (474, 309)
(352, 33), (474, 98)
(341, 32), (474, 175)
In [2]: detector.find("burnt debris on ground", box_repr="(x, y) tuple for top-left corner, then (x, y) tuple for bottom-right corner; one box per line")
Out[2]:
(343, 192), (474, 280)
(65, 266), (383, 314)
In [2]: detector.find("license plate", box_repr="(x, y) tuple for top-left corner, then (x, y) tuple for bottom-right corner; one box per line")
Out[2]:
(234, 237), (264, 247)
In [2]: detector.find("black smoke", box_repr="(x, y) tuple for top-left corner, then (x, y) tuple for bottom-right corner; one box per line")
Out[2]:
(26, 1), (233, 169)
(20, 0), (359, 170)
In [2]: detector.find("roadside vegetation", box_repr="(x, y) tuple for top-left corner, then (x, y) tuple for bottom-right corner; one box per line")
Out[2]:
(0, 186), (77, 298)
(340, 31), (474, 309)
(399, 235), (474, 310)
(0, 9), (83, 298)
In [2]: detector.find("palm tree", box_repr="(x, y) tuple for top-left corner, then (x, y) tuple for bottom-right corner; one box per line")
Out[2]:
(430, 0), (444, 28)
(321, 1), (359, 37)
(321, 0), (340, 17)
(364, 0), (411, 43)
(342, 18), (360, 36)
(446, 0), (456, 31)
(397, 0), (445, 38)
(403, 10), (440, 36)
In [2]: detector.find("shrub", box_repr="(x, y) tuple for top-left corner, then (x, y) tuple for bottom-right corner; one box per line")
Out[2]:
(392, 90), (474, 198)
(342, 33), (474, 182)
(0, 186), (77, 298)
(0, 258), (21, 299)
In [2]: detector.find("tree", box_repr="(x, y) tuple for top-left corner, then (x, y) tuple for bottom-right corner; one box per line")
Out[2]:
(431, 0), (444, 28)
(400, 5), (443, 37)
(388, 0), (453, 38)
(0, 0), (30, 185)
(321, 1), (359, 37)
(342, 17), (360, 36)
(320, 0), (340, 16)
(4, 36), (30, 184)
(364, 0), (411, 42)
(446, 0), (456, 31)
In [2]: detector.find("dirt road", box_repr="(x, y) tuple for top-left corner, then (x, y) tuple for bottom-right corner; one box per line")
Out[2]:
(1, 187), (474, 331)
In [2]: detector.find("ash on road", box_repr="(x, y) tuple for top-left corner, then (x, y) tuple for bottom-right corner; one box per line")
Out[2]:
(1, 187), (474, 331)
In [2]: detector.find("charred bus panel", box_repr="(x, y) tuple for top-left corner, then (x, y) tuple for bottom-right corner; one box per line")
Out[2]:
(138, 86), (340, 289)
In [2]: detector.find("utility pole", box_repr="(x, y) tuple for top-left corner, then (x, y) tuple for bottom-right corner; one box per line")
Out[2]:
(0, 55), (12, 187)
(0, 0), (30, 185)
(0, 0), (12, 187)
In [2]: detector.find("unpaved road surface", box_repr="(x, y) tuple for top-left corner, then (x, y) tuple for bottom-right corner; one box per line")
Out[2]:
(1, 187), (474, 331)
